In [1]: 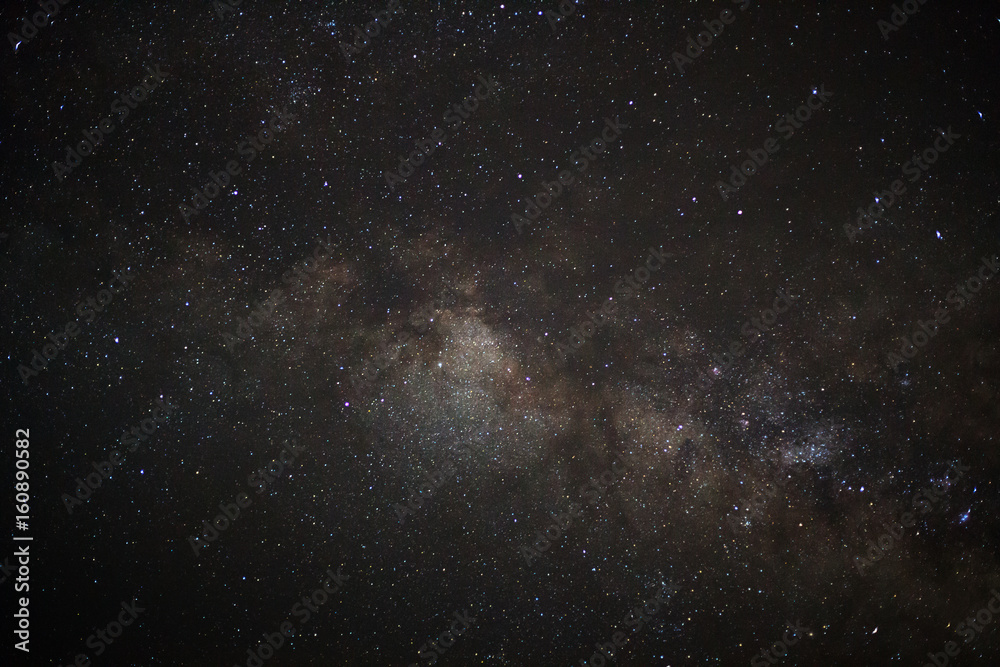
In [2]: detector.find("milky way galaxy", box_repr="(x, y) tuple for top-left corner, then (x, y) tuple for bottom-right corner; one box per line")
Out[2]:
(4, 2), (1000, 665)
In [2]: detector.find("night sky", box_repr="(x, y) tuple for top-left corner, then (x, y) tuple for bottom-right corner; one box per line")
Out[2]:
(4, 1), (1000, 665)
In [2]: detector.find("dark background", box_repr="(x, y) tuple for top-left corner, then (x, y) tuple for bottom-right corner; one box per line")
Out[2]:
(3, 0), (999, 664)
